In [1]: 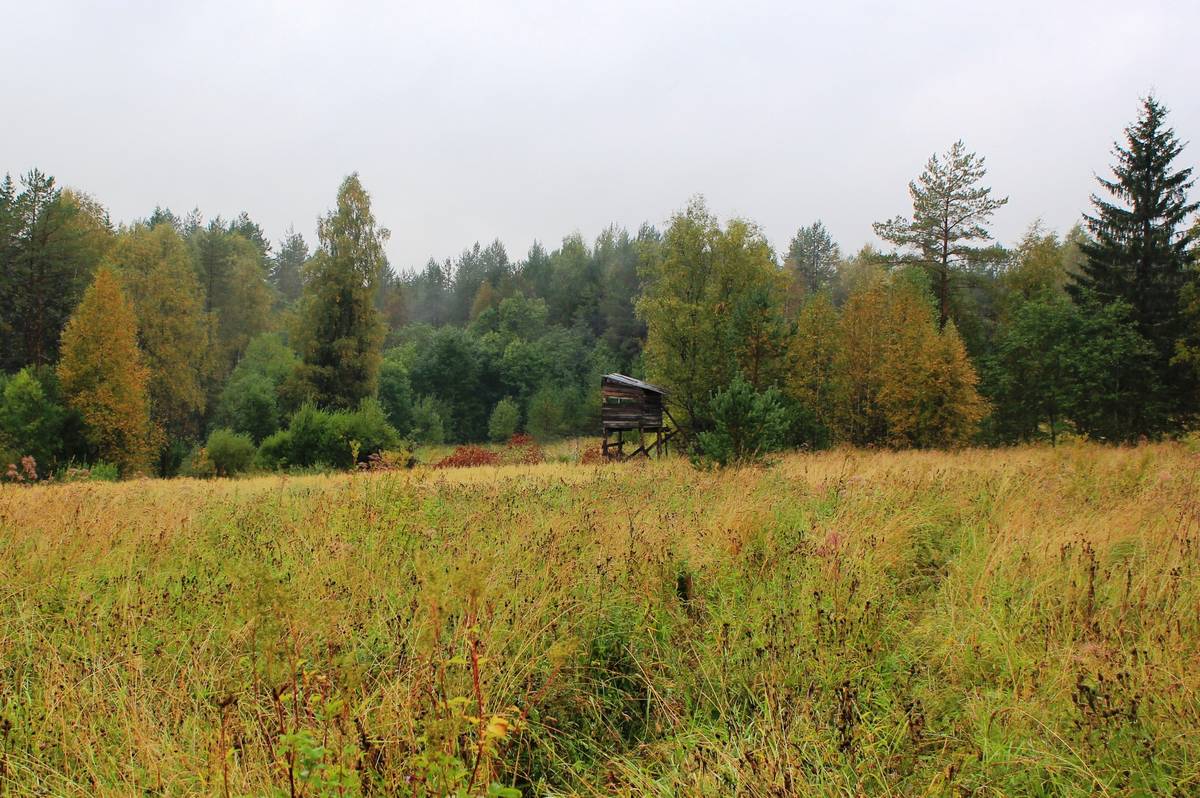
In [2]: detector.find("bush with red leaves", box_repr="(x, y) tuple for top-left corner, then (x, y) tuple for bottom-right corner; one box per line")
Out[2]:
(580, 446), (608, 465)
(434, 445), (502, 469)
(503, 434), (544, 465)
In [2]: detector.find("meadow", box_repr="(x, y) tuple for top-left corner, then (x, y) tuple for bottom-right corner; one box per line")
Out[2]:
(1, 443), (1198, 797)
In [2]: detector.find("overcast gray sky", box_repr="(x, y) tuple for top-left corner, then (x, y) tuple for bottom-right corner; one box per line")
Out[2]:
(3, 0), (1197, 270)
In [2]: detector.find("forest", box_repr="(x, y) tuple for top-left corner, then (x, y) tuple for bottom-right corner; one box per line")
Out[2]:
(0, 96), (1197, 479)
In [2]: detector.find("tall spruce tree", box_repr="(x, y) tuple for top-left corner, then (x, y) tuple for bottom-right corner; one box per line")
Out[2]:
(292, 173), (389, 409)
(1068, 96), (1199, 426)
(874, 141), (1008, 329)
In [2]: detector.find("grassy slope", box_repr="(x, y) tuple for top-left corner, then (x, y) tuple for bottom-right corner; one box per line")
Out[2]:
(0, 444), (1198, 796)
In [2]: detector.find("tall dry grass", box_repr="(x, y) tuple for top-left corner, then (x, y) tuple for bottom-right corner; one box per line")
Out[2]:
(0, 443), (1197, 796)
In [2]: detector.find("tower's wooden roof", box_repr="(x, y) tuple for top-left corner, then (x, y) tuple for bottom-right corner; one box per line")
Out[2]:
(602, 373), (667, 395)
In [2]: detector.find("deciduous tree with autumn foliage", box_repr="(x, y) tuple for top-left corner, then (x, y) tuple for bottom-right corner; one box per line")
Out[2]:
(57, 268), (156, 474)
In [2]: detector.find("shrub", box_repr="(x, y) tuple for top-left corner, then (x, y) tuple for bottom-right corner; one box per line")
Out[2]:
(332, 398), (400, 465)
(779, 394), (831, 450)
(434, 445), (502, 469)
(580, 446), (608, 465)
(3, 456), (38, 484)
(409, 395), (445, 445)
(54, 461), (120, 483)
(0, 368), (65, 475)
(256, 429), (293, 470)
(488, 397), (520, 442)
(214, 374), (280, 443)
(205, 428), (256, 476)
(502, 433), (543, 465)
(212, 333), (299, 442)
(286, 403), (338, 467)
(180, 445), (215, 478)
(694, 376), (791, 468)
(255, 401), (400, 471)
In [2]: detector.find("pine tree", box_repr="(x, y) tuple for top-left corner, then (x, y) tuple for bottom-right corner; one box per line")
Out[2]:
(57, 268), (156, 475)
(293, 174), (389, 410)
(217, 235), (273, 364)
(784, 221), (840, 301)
(874, 141), (1008, 329)
(596, 225), (646, 368)
(1177, 220), (1200, 384)
(228, 211), (271, 259)
(377, 265), (407, 330)
(546, 235), (594, 329)
(405, 257), (452, 326)
(517, 241), (553, 301)
(1068, 96), (1199, 425)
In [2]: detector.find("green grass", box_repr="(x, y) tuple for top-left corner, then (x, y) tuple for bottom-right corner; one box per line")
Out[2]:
(0, 443), (1198, 796)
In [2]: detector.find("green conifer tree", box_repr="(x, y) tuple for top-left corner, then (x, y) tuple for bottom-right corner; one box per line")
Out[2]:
(874, 142), (1008, 330)
(292, 174), (389, 410)
(1068, 96), (1199, 428)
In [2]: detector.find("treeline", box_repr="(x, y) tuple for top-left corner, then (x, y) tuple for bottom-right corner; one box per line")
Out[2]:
(0, 97), (1197, 478)
(0, 170), (652, 476)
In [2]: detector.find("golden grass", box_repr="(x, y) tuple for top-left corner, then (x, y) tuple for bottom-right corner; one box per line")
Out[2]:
(1, 442), (1198, 796)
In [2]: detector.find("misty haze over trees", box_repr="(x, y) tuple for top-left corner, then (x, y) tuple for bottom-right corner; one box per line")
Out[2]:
(0, 96), (1197, 477)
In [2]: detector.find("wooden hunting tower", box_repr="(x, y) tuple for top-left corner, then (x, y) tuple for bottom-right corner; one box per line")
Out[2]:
(600, 374), (675, 460)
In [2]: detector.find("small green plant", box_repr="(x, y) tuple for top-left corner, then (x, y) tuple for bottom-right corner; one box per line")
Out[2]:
(53, 460), (120, 482)
(273, 694), (362, 798)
